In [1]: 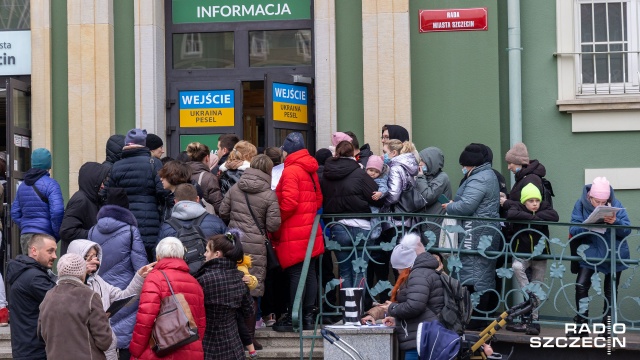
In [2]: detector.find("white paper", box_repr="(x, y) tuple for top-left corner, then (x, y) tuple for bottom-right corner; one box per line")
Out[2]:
(583, 206), (623, 233)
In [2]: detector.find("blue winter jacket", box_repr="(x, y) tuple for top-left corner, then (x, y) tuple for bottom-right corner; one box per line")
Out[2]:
(446, 162), (501, 292)
(88, 205), (148, 348)
(570, 184), (631, 274)
(105, 147), (164, 249)
(11, 168), (65, 240)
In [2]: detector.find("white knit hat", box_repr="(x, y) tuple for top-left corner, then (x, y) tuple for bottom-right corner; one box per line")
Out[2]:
(390, 233), (421, 269)
(57, 253), (86, 279)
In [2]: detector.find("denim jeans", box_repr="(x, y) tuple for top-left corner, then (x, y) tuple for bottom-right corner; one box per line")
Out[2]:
(330, 225), (368, 288)
(404, 349), (418, 360)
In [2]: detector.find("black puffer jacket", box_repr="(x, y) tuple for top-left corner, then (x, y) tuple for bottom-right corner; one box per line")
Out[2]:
(357, 143), (374, 168)
(502, 159), (546, 211)
(321, 157), (379, 215)
(103, 134), (125, 169)
(506, 200), (558, 255)
(106, 147), (164, 249)
(388, 252), (445, 351)
(60, 162), (110, 255)
(7, 255), (57, 360)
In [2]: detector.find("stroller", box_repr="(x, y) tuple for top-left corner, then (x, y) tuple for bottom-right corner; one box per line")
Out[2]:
(457, 293), (537, 360)
(419, 293), (537, 360)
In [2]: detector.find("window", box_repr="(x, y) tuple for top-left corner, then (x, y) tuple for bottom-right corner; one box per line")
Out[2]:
(249, 30), (312, 67)
(172, 32), (234, 70)
(576, 0), (639, 95)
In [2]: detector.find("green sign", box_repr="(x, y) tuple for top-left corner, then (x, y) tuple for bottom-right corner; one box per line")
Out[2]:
(172, 0), (311, 24)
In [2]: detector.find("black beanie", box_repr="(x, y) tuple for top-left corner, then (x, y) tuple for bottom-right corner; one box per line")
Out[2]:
(106, 188), (129, 209)
(315, 148), (333, 166)
(146, 134), (164, 151)
(459, 144), (485, 166)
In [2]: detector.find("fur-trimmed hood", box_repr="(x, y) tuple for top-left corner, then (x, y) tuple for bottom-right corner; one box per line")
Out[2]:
(94, 205), (138, 234)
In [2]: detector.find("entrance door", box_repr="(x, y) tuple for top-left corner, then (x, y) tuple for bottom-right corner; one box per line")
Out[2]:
(167, 80), (243, 155)
(265, 74), (315, 151)
(5, 78), (31, 259)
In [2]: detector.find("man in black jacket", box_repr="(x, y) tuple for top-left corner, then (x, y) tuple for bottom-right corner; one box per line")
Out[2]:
(59, 162), (110, 255)
(7, 234), (57, 360)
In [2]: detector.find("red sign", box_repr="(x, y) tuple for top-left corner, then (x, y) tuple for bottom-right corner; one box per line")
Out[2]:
(419, 8), (488, 33)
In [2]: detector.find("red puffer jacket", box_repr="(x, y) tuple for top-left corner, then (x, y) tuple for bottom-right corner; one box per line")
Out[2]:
(274, 149), (325, 269)
(130, 257), (206, 360)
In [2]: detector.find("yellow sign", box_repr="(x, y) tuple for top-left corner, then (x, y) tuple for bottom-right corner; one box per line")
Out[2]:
(179, 90), (235, 127)
(272, 83), (308, 123)
(273, 101), (308, 124)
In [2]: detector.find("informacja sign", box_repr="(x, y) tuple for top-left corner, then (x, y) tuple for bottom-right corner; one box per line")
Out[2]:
(172, 0), (311, 24)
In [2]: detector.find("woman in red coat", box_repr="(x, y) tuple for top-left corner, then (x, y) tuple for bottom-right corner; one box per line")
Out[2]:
(272, 132), (325, 332)
(129, 237), (206, 360)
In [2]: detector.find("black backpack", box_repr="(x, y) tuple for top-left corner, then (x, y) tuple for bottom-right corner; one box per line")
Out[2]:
(438, 272), (472, 335)
(540, 177), (555, 207)
(167, 213), (208, 275)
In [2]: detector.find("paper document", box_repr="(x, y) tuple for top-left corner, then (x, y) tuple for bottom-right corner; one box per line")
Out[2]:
(583, 206), (623, 224)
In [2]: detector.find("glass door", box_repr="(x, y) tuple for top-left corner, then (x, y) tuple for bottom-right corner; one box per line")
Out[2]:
(167, 80), (243, 156)
(6, 78), (31, 260)
(265, 73), (315, 151)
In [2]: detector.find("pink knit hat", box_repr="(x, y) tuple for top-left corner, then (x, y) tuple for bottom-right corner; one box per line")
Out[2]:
(331, 132), (353, 147)
(589, 177), (611, 200)
(366, 155), (384, 173)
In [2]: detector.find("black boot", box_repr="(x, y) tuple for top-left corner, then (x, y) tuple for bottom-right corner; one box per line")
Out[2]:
(303, 307), (318, 330)
(566, 314), (588, 337)
(272, 313), (293, 332)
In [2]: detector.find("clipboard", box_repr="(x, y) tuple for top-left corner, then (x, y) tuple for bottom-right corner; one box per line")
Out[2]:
(106, 295), (137, 318)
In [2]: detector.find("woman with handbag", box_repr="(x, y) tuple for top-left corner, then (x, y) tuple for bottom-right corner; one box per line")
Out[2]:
(129, 237), (206, 359)
(195, 230), (255, 360)
(218, 154), (281, 346)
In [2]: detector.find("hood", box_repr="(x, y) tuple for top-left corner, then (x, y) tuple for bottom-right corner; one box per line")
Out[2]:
(390, 152), (419, 177)
(7, 255), (50, 284)
(322, 157), (361, 181)
(68, 239), (103, 263)
(412, 252), (440, 270)
(284, 149), (319, 174)
(78, 162), (110, 202)
(171, 200), (207, 220)
(188, 161), (209, 174)
(237, 168), (271, 194)
(24, 168), (50, 186)
(95, 205), (138, 233)
(516, 159), (546, 181)
(121, 146), (151, 159)
(221, 160), (250, 172)
(358, 143), (373, 158)
(384, 125), (410, 142)
(580, 183), (616, 212)
(418, 147), (444, 176)
(105, 134), (125, 164)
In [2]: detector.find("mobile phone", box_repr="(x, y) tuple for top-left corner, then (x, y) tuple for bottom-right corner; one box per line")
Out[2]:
(438, 194), (450, 204)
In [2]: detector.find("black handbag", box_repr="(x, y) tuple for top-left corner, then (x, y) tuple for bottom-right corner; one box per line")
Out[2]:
(393, 183), (427, 213)
(151, 271), (199, 357)
(244, 191), (281, 271)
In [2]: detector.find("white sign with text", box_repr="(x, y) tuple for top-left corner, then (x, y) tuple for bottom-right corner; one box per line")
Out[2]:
(0, 30), (31, 76)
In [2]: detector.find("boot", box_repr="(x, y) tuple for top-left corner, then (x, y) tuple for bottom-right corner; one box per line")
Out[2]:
(566, 314), (588, 337)
(303, 306), (318, 331)
(272, 313), (294, 332)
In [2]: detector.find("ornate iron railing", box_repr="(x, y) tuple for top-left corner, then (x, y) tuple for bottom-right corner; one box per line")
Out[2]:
(291, 212), (640, 359)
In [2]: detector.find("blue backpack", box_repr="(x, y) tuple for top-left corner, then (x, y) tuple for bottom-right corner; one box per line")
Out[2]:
(417, 320), (461, 360)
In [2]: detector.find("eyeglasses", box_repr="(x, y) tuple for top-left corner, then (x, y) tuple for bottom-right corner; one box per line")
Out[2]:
(380, 136), (389, 140)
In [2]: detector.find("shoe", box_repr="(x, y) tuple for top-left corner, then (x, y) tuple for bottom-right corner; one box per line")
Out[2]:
(253, 340), (263, 351)
(526, 323), (540, 335)
(303, 312), (316, 331)
(505, 323), (527, 333)
(255, 318), (265, 329)
(247, 352), (259, 359)
(0, 308), (8, 327)
(566, 315), (588, 337)
(263, 313), (276, 327)
(272, 313), (293, 332)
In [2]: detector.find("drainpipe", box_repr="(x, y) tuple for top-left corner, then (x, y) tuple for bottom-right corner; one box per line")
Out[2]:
(508, 0), (524, 305)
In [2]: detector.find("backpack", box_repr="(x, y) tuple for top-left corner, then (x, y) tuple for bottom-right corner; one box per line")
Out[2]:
(540, 177), (555, 207)
(417, 320), (461, 360)
(437, 272), (472, 335)
(167, 213), (208, 275)
(219, 170), (242, 196)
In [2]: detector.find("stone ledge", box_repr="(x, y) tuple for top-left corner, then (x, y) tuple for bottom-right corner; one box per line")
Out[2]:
(557, 96), (640, 112)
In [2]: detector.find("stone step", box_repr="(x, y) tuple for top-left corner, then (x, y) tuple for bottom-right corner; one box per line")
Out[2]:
(248, 347), (323, 359)
(0, 347), (11, 359)
(255, 328), (323, 348)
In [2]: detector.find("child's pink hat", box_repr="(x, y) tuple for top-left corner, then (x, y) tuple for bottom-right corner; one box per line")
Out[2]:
(366, 155), (384, 173)
(331, 132), (352, 147)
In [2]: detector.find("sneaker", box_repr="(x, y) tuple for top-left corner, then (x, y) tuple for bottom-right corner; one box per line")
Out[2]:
(255, 318), (265, 329)
(272, 313), (294, 332)
(526, 323), (540, 335)
(505, 323), (527, 333)
(0, 307), (8, 327)
(263, 313), (276, 327)
(247, 352), (259, 359)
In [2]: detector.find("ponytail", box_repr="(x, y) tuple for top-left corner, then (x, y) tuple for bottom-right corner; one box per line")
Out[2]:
(207, 228), (244, 262)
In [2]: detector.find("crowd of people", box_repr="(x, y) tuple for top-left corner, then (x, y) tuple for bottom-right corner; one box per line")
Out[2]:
(0, 124), (632, 360)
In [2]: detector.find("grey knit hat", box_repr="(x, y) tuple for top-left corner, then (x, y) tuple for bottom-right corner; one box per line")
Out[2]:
(281, 132), (305, 154)
(57, 253), (86, 279)
(505, 142), (529, 165)
(390, 233), (420, 269)
(124, 128), (147, 147)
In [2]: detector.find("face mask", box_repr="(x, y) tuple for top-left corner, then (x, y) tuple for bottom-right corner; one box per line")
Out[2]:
(383, 153), (390, 165)
(422, 165), (428, 173)
(515, 167), (521, 173)
(462, 167), (469, 176)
